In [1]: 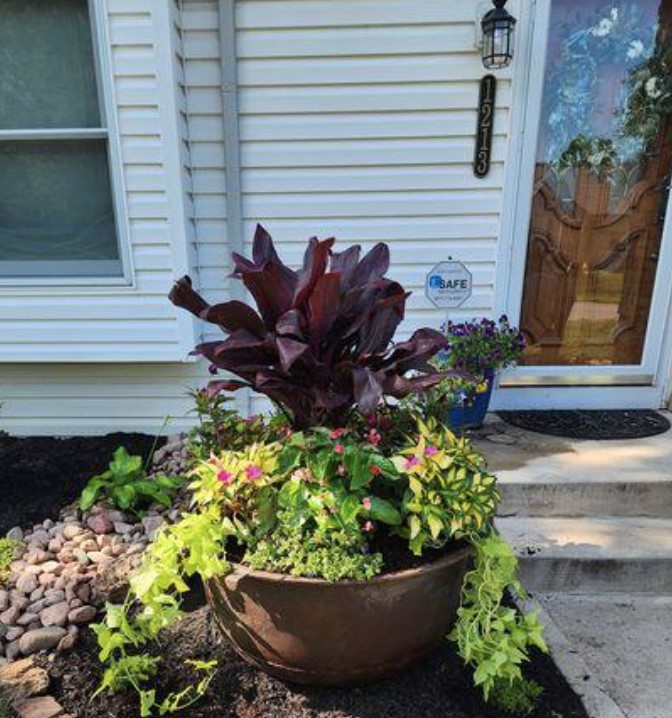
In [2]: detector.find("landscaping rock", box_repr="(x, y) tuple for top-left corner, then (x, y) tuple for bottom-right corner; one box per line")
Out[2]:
(56, 631), (77, 655)
(61, 525), (82, 541)
(141, 516), (164, 540)
(16, 614), (39, 628)
(113, 521), (134, 535)
(6, 527), (23, 541)
(0, 657), (49, 699)
(14, 695), (64, 718)
(5, 627), (24, 643)
(16, 575), (38, 595)
(25, 550), (50, 566)
(0, 474), (184, 663)
(19, 628), (67, 656)
(86, 515), (113, 536)
(1, 606), (21, 626)
(39, 603), (69, 628)
(28, 589), (44, 604)
(6, 640), (21, 661)
(67, 606), (95, 625)
(10, 593), (30, 612)
(42, 591), (65, 608)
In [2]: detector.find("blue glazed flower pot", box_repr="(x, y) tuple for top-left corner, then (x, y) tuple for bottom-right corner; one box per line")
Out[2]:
(445, 378), (493, 432)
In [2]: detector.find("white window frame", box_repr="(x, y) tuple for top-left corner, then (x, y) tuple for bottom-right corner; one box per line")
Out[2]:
(0, 0), (133, 288)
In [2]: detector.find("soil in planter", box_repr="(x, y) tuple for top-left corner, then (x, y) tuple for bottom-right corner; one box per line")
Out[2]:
(0, 433), (163, 535)
(44, 595), (589, 718)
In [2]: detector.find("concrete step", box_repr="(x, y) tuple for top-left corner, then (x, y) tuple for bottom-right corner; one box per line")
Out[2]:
(495, 516), (672, 593)
(497, 479), (672, 518)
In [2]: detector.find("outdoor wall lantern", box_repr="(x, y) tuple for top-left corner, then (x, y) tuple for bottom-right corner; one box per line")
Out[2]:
(480, 0), (517, 70)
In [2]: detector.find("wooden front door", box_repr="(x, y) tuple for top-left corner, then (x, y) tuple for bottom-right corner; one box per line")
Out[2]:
(519, 0), (672, 369)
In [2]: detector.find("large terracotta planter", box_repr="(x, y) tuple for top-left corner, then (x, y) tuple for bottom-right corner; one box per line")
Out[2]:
(205, 543), (472, 686)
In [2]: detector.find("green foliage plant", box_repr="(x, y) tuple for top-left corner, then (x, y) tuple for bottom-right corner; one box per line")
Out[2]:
(450, 533), (548, 708)
(92, 506), (226, 716)
(80, 447), (183, 517)
(392, 418), (499, 555)
(0, 538), (20, 585)
(188, 389), (281, 459)
(490, 676), (544, 716)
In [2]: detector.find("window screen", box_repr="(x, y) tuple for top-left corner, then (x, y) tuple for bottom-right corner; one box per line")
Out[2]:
(0, 0), (122, 278)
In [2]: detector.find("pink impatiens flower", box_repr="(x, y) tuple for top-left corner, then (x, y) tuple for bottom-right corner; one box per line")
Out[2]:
(424, 445), (439, 457)
(217, 470), (233, 485)
(334, 443), (345, 455)
(363, 520), (374, 533)
(330, 428), (346, 440)
(405, 455), (421, 470)
(369, 464), (382, 476)
(245, 465), (263, 481)
(337, 463), (347, 476)
(362, 496), (372, 511)
(367, 429), (381, 446)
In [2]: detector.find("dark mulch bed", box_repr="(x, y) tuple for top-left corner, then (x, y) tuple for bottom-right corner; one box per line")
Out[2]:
(0, 433), (162, 534)
(43, 590), (589, 718)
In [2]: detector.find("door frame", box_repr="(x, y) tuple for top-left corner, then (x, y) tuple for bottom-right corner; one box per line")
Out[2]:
(492, 0), (672, 410)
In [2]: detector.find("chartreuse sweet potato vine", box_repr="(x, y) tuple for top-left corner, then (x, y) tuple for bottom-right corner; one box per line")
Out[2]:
(450, 533), (548, 710)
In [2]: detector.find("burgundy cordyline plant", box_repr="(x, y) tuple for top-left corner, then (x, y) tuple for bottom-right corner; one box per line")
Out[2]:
(170, 225), (449, 428)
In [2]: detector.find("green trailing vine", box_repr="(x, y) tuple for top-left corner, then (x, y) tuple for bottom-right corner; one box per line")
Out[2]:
(449, 533), (548, 708)
(92, 507), (229, 716)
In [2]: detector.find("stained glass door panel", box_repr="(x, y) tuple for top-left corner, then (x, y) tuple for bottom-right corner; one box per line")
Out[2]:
(519, 0), (672, 366)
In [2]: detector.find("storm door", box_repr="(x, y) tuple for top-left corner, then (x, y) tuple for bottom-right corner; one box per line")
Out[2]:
(514, 0), (672, 387)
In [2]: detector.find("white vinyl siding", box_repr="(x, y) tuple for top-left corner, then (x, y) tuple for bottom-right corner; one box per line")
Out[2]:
(236, 0), (511, 342)
(180, 0), (232, 324)
(235, 0), (511, 413)
(0, 0), (521, 434)
(0, 0), (197, 362)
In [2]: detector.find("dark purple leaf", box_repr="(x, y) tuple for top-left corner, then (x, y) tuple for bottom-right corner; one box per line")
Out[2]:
(276, 309), (306, 339)
(352, 367), (385, 415)
(293, 237), (334, 308)
(201, 301), (265, 336)
(169, 276), (210, 317)
(206, 379), (249, 397)
(276, 337), (310, 373)
(307, 272), (341, 355)
(241, 263), (294, 327)
(349, 243), (390, 287)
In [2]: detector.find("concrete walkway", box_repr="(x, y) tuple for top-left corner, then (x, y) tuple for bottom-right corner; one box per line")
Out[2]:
(472, 415), (672, 718)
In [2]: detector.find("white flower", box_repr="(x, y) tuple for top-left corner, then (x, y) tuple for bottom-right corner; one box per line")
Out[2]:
(646, 77), (662, 98)
(590, 18), (613, 37)
(627, 40), (644, 59)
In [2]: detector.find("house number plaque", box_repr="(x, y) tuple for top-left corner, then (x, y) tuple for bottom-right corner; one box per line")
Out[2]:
(473, 74), (497, 178)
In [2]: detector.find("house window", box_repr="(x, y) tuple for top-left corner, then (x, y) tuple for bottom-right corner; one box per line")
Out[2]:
(0, 0), (122, 279)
